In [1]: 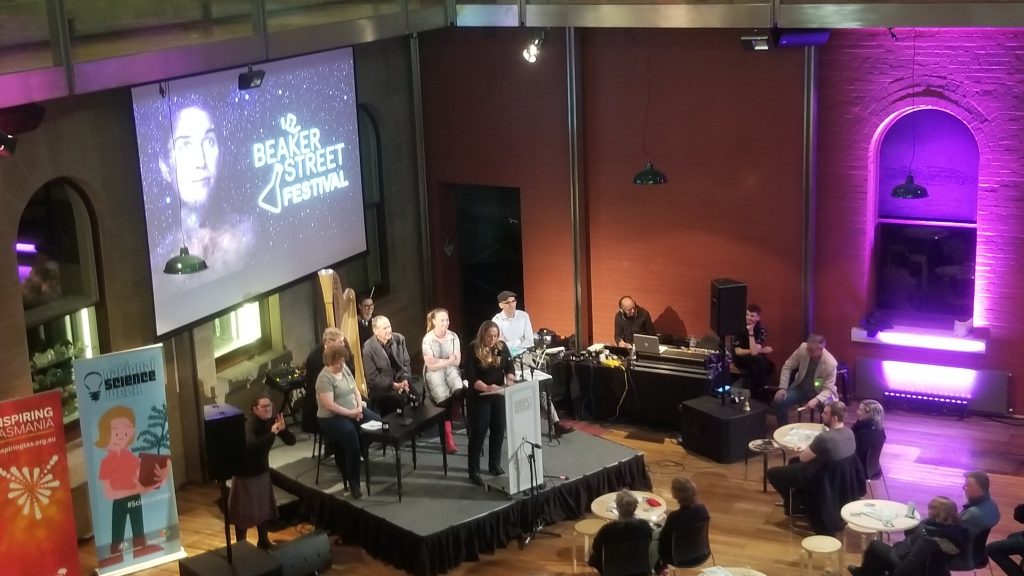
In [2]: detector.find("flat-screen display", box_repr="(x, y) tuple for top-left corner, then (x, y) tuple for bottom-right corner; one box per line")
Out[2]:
(132, 47), (365, 336)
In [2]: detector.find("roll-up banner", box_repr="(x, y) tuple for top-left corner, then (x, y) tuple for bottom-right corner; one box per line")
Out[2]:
(75, 344), (186, 575)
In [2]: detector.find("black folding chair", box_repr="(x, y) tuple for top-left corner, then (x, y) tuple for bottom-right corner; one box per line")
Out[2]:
(602, 539), (653, 576)
(667, 520), (714, 574)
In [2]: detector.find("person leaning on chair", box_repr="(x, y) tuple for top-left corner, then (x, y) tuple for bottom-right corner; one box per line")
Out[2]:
(772, 334), (838, 426)
(766, 400), (856, 514)
(848, 496), (969, 576)
(589, 490), (653, 576)
(362, 315), (418, 416)
(987, 502), (1024, 576)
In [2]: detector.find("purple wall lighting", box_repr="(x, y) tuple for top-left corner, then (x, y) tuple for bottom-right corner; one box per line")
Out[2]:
(15, 242), (37, 254)
(877, 108), (979, 223)
(880, 360), (976, 399)
(874, 327), (985, 354)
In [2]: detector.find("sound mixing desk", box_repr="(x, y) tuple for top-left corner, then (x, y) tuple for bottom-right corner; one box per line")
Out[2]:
(558, 346), (722, 429)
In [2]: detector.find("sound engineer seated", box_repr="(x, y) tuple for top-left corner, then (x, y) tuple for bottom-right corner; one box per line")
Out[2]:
(615, 296), (656, 348)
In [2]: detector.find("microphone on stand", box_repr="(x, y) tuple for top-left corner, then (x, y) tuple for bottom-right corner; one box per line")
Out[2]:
(523, 436), (542, 449)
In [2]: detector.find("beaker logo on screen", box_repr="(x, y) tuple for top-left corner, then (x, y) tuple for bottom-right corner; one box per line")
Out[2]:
(254, 113), (350, 214)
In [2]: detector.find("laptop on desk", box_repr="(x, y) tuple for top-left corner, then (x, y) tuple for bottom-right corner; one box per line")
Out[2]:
(633, 334), (665, 355)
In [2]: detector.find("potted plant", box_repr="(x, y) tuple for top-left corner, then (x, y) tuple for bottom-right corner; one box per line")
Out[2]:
(134, 403), (171, 487)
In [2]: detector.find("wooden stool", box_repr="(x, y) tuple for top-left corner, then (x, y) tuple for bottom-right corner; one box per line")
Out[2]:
(801, 535), (842, 576)
(845, 523), (879, 552)
(573, 518), (606, 573)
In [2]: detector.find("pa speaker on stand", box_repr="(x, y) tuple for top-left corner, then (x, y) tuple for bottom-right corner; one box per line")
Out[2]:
(710, 278), (747, 338)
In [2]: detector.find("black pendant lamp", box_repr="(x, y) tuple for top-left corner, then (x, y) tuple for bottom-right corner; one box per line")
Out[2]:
(160, 82), (209, 275)
(891, 30), (928, 200)
(891, 174), (928, 199)
(163, 247), (209, 274)
(633, 162), (667, 185)
(633, 42), (666, 186)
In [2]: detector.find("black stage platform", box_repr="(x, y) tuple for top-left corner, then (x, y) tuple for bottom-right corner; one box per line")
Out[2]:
(268, 426), (652, 575)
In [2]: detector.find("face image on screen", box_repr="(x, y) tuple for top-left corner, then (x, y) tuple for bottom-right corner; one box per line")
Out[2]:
(132, 47), (366, 336)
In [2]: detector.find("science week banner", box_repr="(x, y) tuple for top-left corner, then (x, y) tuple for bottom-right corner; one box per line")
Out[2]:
(75, 344), (186, 576)
(0, 390), (80, 576)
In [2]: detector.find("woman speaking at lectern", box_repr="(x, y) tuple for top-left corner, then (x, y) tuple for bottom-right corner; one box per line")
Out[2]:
(463, 320), (515, 486)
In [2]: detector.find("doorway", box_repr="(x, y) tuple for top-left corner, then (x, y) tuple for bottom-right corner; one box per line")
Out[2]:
(454, 185), (524, 335)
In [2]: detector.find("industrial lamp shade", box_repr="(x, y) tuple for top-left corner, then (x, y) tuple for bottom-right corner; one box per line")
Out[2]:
(633, 162), (667, 185)
(891, 174), (928, 199)
(163, 246), (209, 275)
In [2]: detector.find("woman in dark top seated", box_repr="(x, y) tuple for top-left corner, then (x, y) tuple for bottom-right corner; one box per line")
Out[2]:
(463, 320), (515, 486)
(853, 399), (886, 479)
(849, 496), (969, 576)
(589, 490), (653, 576)
(656, 476), (711, 570)
(230, 393), (296, 549)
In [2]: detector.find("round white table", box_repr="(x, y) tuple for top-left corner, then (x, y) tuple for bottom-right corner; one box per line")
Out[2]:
(591, 490), (667, 523)
(699, 568), (768, 576)
(841, 499), (922, 533)
(773, 422), (825, 451)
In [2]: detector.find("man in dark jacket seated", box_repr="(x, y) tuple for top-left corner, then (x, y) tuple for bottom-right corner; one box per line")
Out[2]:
(589, 490), (653, 576)
(987, 502), (1024, 576)
(849, 496), (968, 576)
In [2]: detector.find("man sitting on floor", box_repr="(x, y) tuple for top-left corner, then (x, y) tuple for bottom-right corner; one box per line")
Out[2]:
(589, 490), (653, 576)
(766, 400), (855, 514)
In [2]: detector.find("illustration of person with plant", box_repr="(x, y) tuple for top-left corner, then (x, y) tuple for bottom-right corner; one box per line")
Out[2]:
(95, 405), (169, 569)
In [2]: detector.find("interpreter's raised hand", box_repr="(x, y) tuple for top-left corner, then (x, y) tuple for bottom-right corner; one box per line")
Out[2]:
(762, 345), (774, 355)
(271, 413), (286, 434)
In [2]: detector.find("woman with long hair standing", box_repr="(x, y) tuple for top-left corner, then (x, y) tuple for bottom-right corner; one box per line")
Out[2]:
(463, 320), (514, 486)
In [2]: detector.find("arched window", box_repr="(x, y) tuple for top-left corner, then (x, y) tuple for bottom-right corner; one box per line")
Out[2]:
(17, 179), (102, 424)
(874, 109), (979, 321)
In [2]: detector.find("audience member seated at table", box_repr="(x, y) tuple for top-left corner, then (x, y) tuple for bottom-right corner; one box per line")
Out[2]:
(614, 295), (656, 348)
(767, 400), (855, 514)
(771, 334), (838, 426)
(422, 307), (467, 454)
(730, 304), (775, 399)
(316, 342), (380, 500)
(848, 496), (968, 576)
(655, 476), (710, 572)
(363, 315), (419, 416)
(852, 399), (886, 477)
(463, 320), (514, 487)
(230, 393), (296, 549)
(302, 327), (343, 435)
(987, 502), (1024, 576)
(589, 490), (653, 576)
(960, 469), (1001, 541)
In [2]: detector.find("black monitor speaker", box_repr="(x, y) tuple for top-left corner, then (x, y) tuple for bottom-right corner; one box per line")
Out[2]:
(710, 278), (747, 338)
(203, 403), (246, 482)
(269, 530), (331, 576)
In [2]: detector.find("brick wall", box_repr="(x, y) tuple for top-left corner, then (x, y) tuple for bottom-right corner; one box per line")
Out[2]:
(816, 28), (1024, 414)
